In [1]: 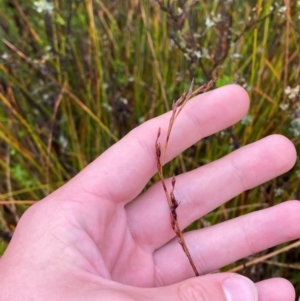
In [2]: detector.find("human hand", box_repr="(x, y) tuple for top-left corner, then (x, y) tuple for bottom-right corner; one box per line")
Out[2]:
(0, 85), (299, 301)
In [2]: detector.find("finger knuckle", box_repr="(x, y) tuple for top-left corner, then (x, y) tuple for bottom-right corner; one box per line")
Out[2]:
(177, 282), (207, 301)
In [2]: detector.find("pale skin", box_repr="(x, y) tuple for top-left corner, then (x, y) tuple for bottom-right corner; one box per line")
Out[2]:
(0, 85), (299, 300)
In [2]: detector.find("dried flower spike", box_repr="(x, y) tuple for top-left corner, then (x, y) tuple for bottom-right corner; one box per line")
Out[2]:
(155, 79), (216, 277)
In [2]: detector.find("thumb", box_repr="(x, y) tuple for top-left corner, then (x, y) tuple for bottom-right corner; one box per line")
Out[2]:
(149, 273), (257, 301)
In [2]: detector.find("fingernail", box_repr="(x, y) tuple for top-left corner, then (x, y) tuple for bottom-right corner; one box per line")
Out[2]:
(222, 276), (257, 301)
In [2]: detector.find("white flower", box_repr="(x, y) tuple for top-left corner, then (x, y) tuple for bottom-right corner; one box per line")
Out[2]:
(101, 103), (113, 112)
(274, 188), (284, 197)
(212, 14), (222, 23)
(291, 127), (300, 137)
(59, 135), (68, 149)
(279, 103), (289, 111)
(138, 117), (145, 124)
(177, 7), (183, 15)
(169, 39), (175, 50)
(290, 117), (300, 137)
(43, 93), (49, 100)
(42, 53), (51, 61)
(119, 97), (128, 105)
(285, 85), (300, 100)
(205, 17), (214, 28)
(278, 6), (287, 13)
(232, 53), (242, 59)
(194, 51), (202, 59)
(201, 48), (211, 59)
(1, 53), (9, 60)
(241, 115), (253, 126)
(285, 86), (292, 94)
(33, 0), (54, 13)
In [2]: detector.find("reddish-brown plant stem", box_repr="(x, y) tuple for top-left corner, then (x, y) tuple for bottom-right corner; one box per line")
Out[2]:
(155, 79), (215, 277)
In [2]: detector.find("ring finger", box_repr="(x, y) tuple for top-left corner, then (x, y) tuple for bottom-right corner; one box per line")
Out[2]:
(126, 134), (296, 249)
(153, 200), (300, 285)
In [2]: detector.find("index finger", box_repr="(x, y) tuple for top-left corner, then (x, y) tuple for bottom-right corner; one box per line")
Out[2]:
(68, 85), (249, 203)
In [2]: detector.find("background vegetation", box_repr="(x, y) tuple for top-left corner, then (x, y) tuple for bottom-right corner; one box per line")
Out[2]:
(0, 0), (300, 295)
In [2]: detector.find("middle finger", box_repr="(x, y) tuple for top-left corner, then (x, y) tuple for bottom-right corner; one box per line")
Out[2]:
(126, 134), (296, 249)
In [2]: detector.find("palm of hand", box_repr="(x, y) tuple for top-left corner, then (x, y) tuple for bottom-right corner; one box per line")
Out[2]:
(40, 195), (156, 287)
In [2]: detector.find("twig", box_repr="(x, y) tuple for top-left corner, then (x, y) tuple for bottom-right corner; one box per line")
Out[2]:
(0, 200), (37, 205)
(155, 79), (215, 276)
(46, 84), (66, 194)
(228, 240), (300, 273)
